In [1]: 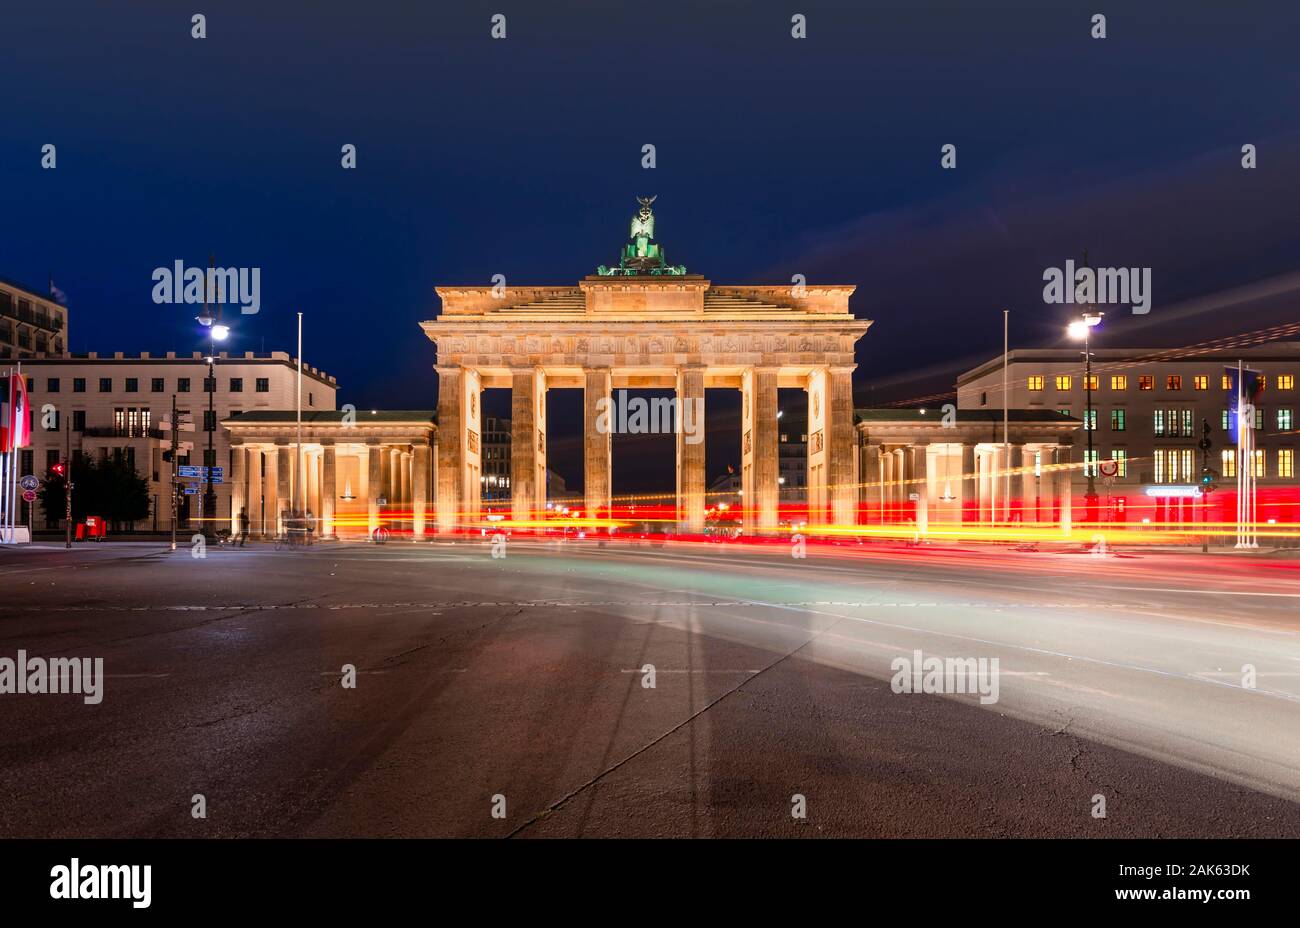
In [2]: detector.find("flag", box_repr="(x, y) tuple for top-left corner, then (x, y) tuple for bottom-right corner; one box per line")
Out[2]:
(48, 278), (68, 306)
(0, 373), (32, 452)
(1225, 366), (1263, 444)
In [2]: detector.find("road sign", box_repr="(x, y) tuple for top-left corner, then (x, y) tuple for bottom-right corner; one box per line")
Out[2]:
(19, 474), (38, 491)
(182, 488), (199, 495)
(22, 489), (36, 502)
(1098, 459), (1119, 478)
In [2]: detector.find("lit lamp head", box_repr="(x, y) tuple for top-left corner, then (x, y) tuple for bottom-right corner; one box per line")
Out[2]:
(1068, 312), (1104, 339)
(211, 323), (230, 341)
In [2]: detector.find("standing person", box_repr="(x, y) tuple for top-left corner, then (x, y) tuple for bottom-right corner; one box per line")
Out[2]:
(305, 509), (316, 545)
(238, 506), (250, 547)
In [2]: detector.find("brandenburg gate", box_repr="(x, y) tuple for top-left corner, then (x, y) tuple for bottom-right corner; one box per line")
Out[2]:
(423, 198), (871, 534)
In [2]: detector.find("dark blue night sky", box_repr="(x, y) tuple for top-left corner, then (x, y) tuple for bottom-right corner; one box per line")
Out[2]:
(4, 1), (1298, 488)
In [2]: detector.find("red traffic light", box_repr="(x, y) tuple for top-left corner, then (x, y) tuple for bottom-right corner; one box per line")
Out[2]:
(51, 461), (67, 477)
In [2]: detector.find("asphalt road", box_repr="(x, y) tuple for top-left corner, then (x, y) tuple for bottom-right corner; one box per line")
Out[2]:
(1, 537), (1298, 838)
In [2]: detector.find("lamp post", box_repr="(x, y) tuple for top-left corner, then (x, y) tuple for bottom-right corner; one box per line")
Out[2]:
(1068, 311), (1104, 524)
(196, 306), (229, 542)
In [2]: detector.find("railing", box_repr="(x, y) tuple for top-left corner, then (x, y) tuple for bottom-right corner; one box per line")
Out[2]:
(81, 426), (165, 439)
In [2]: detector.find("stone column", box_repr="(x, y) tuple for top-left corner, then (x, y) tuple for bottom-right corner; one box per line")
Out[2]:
(247, 448), (264, 536)
(741, 367), (779, 534)
(584, 367), (612, 519)
(262, 447), (278, 536)
(230, 445), (246, 536)
(1055, 445), (1073, 535)
(960, 444), (976, 524)
(912, 444), (929, 536)
(412, 444), (430, 539)
(436, 366), (482, 533)
(321, 443), (337, 538)
(511, 368), (547, 523)
(675, 366), (706, 533)
(805, 368), (828, 524)
(276, 445), (292, 534)
(1022, 446), (1040, 523)
(862, 444), (881, 523)
(827, 366), (857, 526)
(400, 450), (412, 507)
(367, 442), (384, 537)
(1007, 445), (1025, 522)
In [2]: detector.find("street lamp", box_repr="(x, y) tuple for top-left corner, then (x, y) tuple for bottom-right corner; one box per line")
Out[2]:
(1068, 311), (1104, 523)
(196, 309), (230, 540)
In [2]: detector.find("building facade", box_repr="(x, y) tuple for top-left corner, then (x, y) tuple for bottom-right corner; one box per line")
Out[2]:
(958, 344), (1300, 524)
(19, 351), (336, 531)
(1, 278), (67, 360)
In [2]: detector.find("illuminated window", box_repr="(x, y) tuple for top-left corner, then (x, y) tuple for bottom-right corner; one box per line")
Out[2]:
(1085, 374), (1098, 391)
(1279, 374), (1295, 391)
(1254, 407), (1264, 430)
(1139, 375), (1154, 391)
(1083, 449), (1099, 477)
(1280, 449), (1295, 479)
(1221, 409), (1232, 431)
(1278, 408), (1293, 431)
(1153, 409), (1165, 436)
(1166, 375), (1182, 391)
(1027, 376), (1044, 391)
(1221, 449), (1236, 478)
(1057, 408), (1071, 417)
(1055, 375), (1072, 391)
(1258, 376), (1267, 391)
(1253, 449), (1266, 477)
(1112, 449), (1128, 477)
(1110, 375), (1127, 390)
(1193, 375), (1208, 390)
(1080, 409), (1095, 430)
(1221, 374), (1233, 390)
(1110, 408), (1126, 431)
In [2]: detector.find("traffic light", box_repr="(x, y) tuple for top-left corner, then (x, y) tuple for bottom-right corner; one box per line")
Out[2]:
(162, 449), (175, 463)
(1200, 466), (1218, 494)
(50, 461), (67, 478)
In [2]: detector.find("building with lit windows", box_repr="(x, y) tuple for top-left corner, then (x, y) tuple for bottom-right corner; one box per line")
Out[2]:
(17, 351), (336, 532)
(1, 278), (68, 360)
(958, 343), (1300, 526)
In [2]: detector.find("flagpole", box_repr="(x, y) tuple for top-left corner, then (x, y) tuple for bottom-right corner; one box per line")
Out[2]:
(1002, 309), (1009, 524)
(295, 313), (303, 520)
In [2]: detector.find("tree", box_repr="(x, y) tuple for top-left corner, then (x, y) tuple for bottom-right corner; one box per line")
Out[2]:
(39, 454), (151, 532)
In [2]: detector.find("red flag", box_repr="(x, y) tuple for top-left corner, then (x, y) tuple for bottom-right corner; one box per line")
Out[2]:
(1, 373), (31, 452)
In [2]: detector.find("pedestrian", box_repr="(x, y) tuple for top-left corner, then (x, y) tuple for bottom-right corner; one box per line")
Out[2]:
(238, 506), (250, 546)
(305, 509), (316, 545)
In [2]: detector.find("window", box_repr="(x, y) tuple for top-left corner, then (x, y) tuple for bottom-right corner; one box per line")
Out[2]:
(1154, 408), (1193, 437)
(1110, 409), (1126, 431)
(1139, 376), (1154, 391)
(1083, 409), (1097, 430)
(1165, 375), (1181, 391)
(1221, 449), (1236, 478)
(203, 376), (216, 392)
(1112, 449), (1128, 477)
(73, 378), (85, 393)
(1280, 449), (1295, 479)
(1190, 375), (1206, 391)
(1057, 408), (1071, 418)
(99, 377), (112, 392)
(1278, 409), (1293, 431)
(1258, 376), (1268, 392)
(979, 391), (987, 405)
(1222, 374), (1233, 390)
(1027, 376), (1044, 391)
(203, 410), (217, 432)
(229, 377), (243, 392)
(1252, 449), (1265, 477)
(1054, 375), (1072, 391)
(47, 378), (60, 392)
(72, 410), (85, 432)
(1083, 449), (1099, 477)
(1254, 407), (1264, 430)
(126, 377), (139, 393)
(1280, 374), (1295, 391)
(178, 378), (190, 393)
(1154, 448), (1195, 484)
(1222, 409), (1232, 431)
(1085, 375), (1098, 391)
(151, 377), (164, 392)
(255, 378), (269, 393)
(114, 408), (125, 434)
(308, 392), (314, 407)
(1110, 375), (1127, 391)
